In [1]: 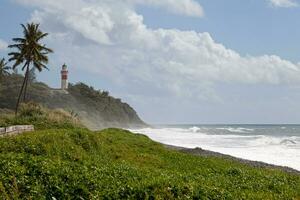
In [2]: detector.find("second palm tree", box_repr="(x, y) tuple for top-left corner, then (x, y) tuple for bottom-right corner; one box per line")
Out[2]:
(0, 58), (10, 83)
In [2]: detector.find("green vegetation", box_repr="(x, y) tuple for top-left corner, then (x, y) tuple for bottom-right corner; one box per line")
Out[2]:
(0, 21), (145, 129)
(0, 58), (10, 83)
(0, 109), (299, 199)
(0, 75), (146, 129)
(8, 23), (53, 114)
(0, 103), (82, 130)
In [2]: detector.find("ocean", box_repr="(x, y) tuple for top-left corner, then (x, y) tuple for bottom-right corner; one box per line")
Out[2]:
(130, 124), (300, 171)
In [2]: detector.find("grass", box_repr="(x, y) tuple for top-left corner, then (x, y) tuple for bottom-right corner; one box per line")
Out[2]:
(0, 102), (83, 130)
(0, 128), (299, 199)
(0, 105), (299, 199)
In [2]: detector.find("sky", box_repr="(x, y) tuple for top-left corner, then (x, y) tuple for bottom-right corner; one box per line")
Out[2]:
(1, 0), (300, 124)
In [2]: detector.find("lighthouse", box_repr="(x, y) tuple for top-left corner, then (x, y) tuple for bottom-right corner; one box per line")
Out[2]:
(61, 64), (68, 90)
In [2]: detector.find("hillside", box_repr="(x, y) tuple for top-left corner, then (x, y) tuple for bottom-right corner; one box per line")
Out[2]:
(0, 74), (146, 130)
(0, 129), (299, 199)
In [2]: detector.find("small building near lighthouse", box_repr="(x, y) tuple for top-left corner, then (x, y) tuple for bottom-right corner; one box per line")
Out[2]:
(61, 64), (68, 90)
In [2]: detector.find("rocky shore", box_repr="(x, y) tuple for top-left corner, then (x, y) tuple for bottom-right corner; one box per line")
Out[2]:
(165, 145), (300, 175)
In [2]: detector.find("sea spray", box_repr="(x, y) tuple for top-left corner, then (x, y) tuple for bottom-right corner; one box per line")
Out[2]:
(130, 125), (300, 171)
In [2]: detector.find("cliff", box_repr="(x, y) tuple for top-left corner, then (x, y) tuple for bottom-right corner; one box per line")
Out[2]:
(0, 74), (146, 130)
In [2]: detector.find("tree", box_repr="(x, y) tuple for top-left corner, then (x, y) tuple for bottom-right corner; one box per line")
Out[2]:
(0, 58), (10, 83)
(8, 23), (53, 115)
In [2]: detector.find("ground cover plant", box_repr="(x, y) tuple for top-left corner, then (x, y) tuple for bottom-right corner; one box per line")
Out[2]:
(0, 104), (299, 199)
(0, 121), (299, 199)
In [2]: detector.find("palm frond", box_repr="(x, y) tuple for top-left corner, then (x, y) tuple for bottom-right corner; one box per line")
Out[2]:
(40, 45), (53, 53)
(21, 24), (29, 39)
(8, 44), (24, 49)
(8, 22), (53, 73)
(0, 58), (11, 76)
(12, 38), (26, 43)
(37, 32), (49, 41)
(12, 59), (24, 69)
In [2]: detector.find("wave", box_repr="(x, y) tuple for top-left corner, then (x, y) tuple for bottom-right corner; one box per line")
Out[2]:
(280, 139), (296, 145)
(188, 126), (255, 134)
(189, 126), (202, 133)
(247, 135), (299, 147)
(216, 127), (254, 133)
(129, 127), (300, 171)
(131, 127), (300, 149)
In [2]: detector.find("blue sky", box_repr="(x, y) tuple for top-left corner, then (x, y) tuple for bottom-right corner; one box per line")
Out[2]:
(1, 0), (300, 124)
(139, 0), (300, 62)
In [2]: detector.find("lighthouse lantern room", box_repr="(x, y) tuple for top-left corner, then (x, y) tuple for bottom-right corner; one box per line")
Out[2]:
(61, 64), (68, 90)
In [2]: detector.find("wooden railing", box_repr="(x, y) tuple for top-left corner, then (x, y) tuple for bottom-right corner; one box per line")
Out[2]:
(0, 125), (34, 137)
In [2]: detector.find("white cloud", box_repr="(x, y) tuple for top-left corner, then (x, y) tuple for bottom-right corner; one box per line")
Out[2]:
(0, 39), (7, 51)
(14, 0), (300, 100)
(268, 0), (298, 7)
(128, 0), (204, 17)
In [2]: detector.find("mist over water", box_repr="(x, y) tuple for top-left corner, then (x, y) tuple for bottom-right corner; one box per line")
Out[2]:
(130, 125), (300, 171)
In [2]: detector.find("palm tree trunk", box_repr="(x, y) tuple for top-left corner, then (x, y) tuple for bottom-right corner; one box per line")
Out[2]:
(0, 69), (2, 83)
(15, 63), (29, 115)
(23, 66), (30, 102)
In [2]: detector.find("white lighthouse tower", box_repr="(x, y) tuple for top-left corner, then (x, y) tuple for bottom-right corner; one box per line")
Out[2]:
(61, 64), (68, 90)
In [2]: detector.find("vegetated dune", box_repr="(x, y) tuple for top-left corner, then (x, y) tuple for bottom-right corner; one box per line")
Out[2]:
(0, 127), (299, 199)
(0, 102), (299, 199)
(0, 74), (147, 130)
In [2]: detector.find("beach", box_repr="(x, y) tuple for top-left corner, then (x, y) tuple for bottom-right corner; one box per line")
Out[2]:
(166, 144), (300, 174)
(130, 125), (300, 172)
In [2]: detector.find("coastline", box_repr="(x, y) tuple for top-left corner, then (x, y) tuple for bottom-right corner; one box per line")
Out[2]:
(165, 144), (300, 175)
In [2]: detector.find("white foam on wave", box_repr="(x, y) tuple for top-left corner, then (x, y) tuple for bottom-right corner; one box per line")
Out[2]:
(189, 126), (202, 133)
(216, 127), (254, 133)
(130, 127), (300, 171)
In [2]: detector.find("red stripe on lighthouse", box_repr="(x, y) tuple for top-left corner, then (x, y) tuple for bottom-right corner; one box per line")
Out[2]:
(61, 70), (68, 80)
(62, 75), (68, 80)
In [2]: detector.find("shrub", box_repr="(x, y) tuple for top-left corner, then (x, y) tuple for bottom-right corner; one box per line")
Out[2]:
(0, 103), (83, 130)
(19, 102), (43, 117)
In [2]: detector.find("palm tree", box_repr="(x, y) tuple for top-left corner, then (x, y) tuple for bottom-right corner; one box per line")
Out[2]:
(8, 23), (53, 115)
(0, 58), (10, 82)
